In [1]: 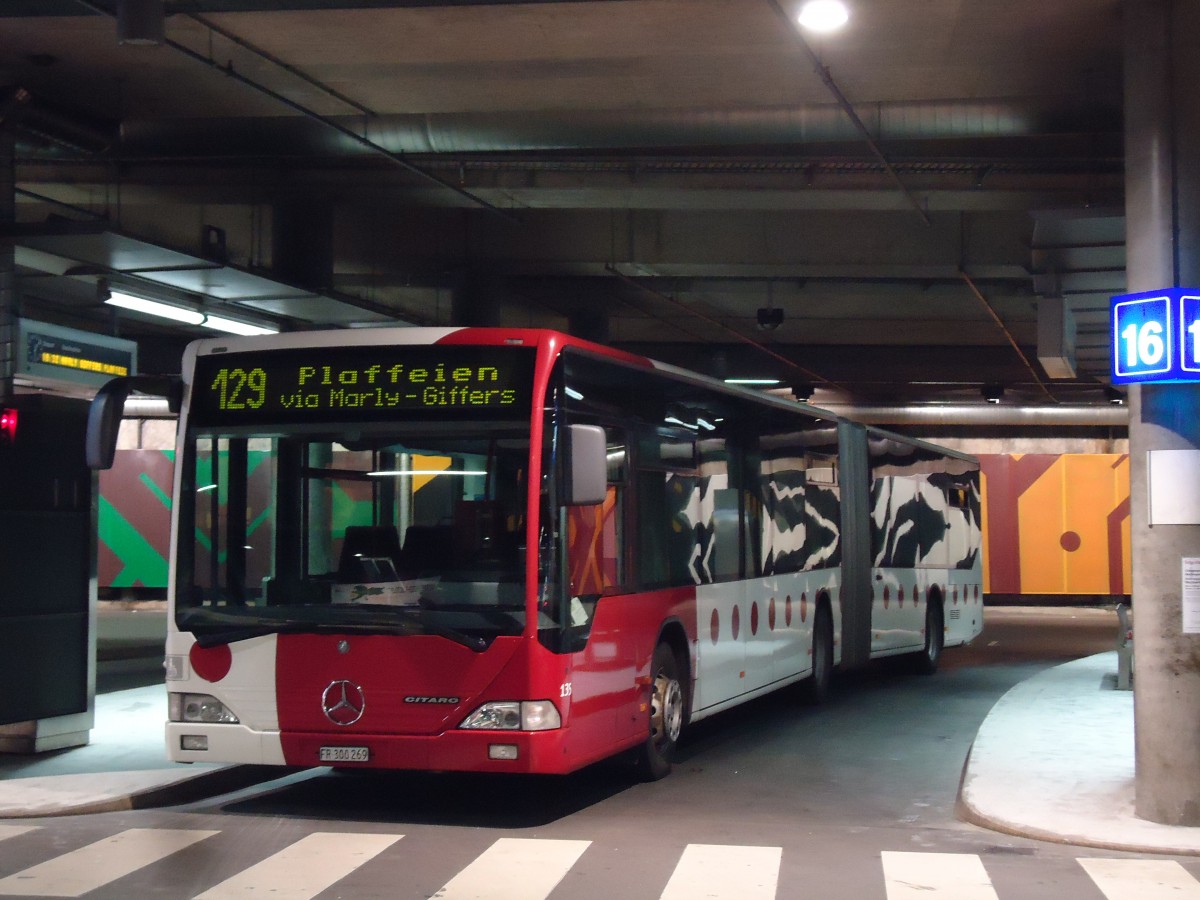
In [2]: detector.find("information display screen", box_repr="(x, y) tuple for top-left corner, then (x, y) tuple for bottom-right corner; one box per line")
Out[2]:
(190, 345), (536, 426)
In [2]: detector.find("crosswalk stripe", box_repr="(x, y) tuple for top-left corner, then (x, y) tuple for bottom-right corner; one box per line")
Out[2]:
(432, 837), (591, 900)
(659, 843), (782, 900)
(0, 828), (217, 898)
(5, 824), (1200, 900)
(0, 824), (38, 843)
(881, 851), (999, 900)
(194, 831), (402, 900)
(1079, 858), (1200, 899)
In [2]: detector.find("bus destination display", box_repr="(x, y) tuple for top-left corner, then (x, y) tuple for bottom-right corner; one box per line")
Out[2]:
(191, 345), (535, 425)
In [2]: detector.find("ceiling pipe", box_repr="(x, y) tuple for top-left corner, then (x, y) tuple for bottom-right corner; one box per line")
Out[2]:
(114, 395), (1129, 427)
(114, 98), (1121, 159)
(809, 402), (1128, 427)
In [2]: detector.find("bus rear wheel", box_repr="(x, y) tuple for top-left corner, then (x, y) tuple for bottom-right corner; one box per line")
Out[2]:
(915, 599), (944, 674)
(800, 604), (833, 705)
(637, 642), (685, 781)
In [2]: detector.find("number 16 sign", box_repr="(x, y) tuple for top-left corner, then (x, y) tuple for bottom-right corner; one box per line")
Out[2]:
(1111, 288), (1200, 383)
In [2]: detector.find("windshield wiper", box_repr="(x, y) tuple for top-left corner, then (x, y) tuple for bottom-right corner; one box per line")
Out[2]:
(180, 608), (490, 652)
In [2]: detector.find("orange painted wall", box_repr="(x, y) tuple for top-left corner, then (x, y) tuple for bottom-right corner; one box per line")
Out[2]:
(980, 454), (1131, 596)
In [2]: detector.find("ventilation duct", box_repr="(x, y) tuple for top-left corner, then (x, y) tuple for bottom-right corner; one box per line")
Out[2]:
(117, 0), (164, 45)
(1037, 295), (1077, 379)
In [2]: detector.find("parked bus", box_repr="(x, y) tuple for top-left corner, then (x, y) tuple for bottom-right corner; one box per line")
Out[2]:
(88, 328), (982, 779)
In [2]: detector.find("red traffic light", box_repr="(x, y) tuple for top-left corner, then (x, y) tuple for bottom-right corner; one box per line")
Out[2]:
(0, 407), (16, 443)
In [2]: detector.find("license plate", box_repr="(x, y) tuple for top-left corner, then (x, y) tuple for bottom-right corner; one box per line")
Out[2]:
(319, 745), (369, 763)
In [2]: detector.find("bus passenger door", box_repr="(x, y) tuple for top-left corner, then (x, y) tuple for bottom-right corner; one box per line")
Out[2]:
(562, 429), (643, 757)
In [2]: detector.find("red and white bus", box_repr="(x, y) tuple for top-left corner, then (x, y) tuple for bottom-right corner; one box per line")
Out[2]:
(89, 327), (983, 779)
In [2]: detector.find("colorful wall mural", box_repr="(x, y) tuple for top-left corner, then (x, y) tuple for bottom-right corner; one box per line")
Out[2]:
(97, 449), (174, 590)
(979, 453), (1130, 596)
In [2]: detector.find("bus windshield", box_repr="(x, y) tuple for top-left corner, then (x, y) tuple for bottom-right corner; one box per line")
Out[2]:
(176, 425), (534, 649)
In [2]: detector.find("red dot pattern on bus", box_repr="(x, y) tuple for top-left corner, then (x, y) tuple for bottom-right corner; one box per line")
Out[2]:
(705, 582), (982, 646)
(189, 642), (232, 683)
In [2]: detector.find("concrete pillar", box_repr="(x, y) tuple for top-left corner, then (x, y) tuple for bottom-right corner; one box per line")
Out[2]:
(0, 125), (14, 404)
(1125, 0), (1200, 825)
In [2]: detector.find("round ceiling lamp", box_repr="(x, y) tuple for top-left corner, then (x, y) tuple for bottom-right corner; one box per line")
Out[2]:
(797, 0), (850, 33)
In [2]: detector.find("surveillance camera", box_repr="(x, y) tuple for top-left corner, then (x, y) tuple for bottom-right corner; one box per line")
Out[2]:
(757, 307), (783, 330)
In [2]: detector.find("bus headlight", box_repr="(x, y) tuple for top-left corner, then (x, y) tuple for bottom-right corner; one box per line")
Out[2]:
(168, 692), (239, 724)
(459, 700), (561, 732)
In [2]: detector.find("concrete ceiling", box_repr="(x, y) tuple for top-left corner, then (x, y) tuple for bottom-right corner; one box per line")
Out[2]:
(1, 0), (1127, 410)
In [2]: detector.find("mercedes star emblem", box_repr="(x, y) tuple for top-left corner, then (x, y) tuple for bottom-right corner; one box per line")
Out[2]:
(321, 680), (365, 726)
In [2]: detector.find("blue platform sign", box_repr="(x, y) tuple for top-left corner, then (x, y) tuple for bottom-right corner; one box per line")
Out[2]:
(1111, 288), (1200, 383)
(1183, 294), (1200, 376)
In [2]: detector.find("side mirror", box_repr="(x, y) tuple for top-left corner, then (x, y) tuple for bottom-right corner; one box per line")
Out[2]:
(86, 375), (183, 470)
(562, 424), (606, 506)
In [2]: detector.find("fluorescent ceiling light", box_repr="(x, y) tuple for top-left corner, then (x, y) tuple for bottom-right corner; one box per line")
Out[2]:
(105, 290), (277, 335)
(797, 0), (849, 32)
(202, 314), (278, 336)
(725, 377), (780, 386)
(105, 290), (205, 326)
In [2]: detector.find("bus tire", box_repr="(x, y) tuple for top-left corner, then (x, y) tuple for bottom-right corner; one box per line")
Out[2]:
(636, 642), (685, 781)
(915, 598), (944, 675)
(800, 604), (833, 705)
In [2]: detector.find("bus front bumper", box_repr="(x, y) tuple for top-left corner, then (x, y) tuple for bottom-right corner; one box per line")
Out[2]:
(166, 722), (577, 774)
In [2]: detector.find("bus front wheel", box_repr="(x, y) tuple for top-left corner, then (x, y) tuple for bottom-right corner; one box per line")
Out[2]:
(637, 642), (685, 781)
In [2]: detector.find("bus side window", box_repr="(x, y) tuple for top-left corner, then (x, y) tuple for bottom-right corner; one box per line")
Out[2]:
(699, 436), (737, 583)
(741, 444), (763, 579)
(760, 453), (805, 576)
(634, 430), (698, 589)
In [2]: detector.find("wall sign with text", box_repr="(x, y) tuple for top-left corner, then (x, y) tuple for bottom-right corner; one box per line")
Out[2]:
(1111, 288), (1200, 383)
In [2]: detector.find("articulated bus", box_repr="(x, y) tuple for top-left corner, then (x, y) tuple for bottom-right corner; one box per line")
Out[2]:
(88, 328), (982, 779)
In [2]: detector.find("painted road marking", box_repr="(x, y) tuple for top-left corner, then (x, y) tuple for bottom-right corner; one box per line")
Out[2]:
(882, 851), (999, 900)
(0, 825), (38, 843)
(0, 828), (217, 897)
(432, 837), (591, 900)
(1080, 857), (1200, 899)
(660, 843), (782, 900)
(196, 831), (402, 899)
